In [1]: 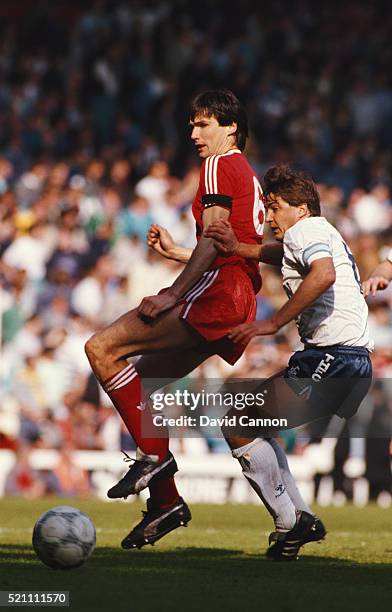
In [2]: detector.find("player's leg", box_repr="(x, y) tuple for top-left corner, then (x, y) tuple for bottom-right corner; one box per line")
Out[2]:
(265, 436), (326, 555)
(85, 304), (200, 459)
(223, 372), (297, 536)
(85, 306), (205, 496)
(136, 345), (215, 393)
(223, 372), (326, 560)
(135, 346), (216, 504)
(121, 495), (192, 550)
(117, 347), (216, 550)
(270, 346), (371, 557)
(267, 438), (311, 514)
(236, 372), (312, 514)
(133, 344), (216, 502)
(85, 304), (199, 383)
(260, 347), (371, 558)
(232, 437), (297, 530)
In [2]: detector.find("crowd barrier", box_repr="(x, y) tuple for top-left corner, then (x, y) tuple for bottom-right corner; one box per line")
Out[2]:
(1, 439), (384, 506)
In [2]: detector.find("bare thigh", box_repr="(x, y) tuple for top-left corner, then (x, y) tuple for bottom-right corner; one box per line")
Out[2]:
(225, 369), (334, 448)
(136, 345), (217, 395)
(86, 304), (208, 380)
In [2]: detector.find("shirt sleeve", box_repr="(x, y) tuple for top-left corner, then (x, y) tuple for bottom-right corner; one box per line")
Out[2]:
(285, 220), (332, 267)
(200, 155), (234, 211)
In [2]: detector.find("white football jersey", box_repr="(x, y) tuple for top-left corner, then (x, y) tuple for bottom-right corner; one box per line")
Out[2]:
(282, 217), (373, 349)
(387, 248), (392, 263)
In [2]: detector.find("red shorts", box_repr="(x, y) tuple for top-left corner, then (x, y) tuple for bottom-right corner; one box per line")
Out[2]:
(179, 264), (257, 364)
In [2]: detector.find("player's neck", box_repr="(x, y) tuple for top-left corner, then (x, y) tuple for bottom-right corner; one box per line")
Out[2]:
(215, 145), (240, 156)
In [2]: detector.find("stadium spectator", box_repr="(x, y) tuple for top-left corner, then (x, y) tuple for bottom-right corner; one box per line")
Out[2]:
(4, 446), (46, 498)
(53, 443), (92, 497)
(0, 0), (390, 509)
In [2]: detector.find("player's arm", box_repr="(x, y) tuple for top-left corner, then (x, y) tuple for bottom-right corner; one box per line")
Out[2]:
(205, 219), (283, 265)
(259, 243), (284, 266)
(166, 205), (230, 296)
(147, 224), (192, 264)
(229, 258), (336, 343)
(138, 207), (229, 319)
(362, 257), (392, 297)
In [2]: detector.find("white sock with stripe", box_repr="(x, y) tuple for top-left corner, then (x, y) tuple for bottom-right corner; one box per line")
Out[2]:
(232, 438), (297, 531)
(268, 438), (312, 514)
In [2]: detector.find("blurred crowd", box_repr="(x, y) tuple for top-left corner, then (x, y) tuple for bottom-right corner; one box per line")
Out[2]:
(0, 0), (391, 498)
(2, 0), (392, 183)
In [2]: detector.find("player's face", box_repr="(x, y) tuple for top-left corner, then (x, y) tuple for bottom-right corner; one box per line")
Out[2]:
(265, 194), (309, 241)
(190, 113), (237, 158)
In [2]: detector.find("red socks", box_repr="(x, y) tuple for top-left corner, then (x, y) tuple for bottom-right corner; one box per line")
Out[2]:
(149, 477), (180, 508)
(103, 363), (179, 507)
(104, 363), (168, 461)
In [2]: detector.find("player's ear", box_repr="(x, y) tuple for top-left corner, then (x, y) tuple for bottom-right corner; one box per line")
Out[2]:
(298, 203), (310, 218)
(227, 122), (237, 137)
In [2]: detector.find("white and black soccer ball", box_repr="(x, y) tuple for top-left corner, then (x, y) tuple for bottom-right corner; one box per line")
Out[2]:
(32, 506), (96, 570)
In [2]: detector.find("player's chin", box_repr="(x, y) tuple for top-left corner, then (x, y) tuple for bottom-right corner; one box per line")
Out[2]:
(196, 147), (208, 158)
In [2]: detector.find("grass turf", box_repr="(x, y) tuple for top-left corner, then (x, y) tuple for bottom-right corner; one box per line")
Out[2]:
(1, 497), (391, 612)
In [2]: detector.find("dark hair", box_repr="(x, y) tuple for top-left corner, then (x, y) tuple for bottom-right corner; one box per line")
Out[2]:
(189, 89), (248, 151)
(262, 165), (321, 216)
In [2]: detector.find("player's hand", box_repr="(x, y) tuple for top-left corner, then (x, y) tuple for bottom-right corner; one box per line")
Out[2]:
(204, 220), (239, 255)
(137, 291), (178, 320)
(228, 319), (279, 343)
(362, 276), (390, 297)
(147, 224), (176, 259)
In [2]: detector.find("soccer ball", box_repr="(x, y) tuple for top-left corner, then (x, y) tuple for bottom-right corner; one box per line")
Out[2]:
(32, 506), (96, 570)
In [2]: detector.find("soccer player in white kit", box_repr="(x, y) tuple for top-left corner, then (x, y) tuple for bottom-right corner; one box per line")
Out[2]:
(206, 164), (373, 560)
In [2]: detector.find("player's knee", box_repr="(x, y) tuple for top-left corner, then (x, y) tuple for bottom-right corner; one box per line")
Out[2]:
(84, 334), (97, 362)
(85, 332), (107, 365)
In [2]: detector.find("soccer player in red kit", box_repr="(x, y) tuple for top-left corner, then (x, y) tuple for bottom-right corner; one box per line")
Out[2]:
(85, 89), (264, 549)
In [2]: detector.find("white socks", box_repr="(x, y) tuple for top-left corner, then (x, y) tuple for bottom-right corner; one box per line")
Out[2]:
(232, 439), (296, 531)
(268, 438), (312, 514)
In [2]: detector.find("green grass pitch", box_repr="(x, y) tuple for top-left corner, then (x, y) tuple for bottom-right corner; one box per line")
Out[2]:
(1, 497), (391, 612)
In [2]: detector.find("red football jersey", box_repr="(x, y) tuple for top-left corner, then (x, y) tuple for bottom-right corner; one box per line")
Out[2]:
(192, 149), (264, 292)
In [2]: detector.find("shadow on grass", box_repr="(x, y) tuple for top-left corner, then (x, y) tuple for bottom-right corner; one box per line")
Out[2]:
(2, 543), (392, 570)
(1, 543), (392, 612)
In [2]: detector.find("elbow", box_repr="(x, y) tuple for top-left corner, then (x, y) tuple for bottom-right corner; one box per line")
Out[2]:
(323, 269), (336, 289)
